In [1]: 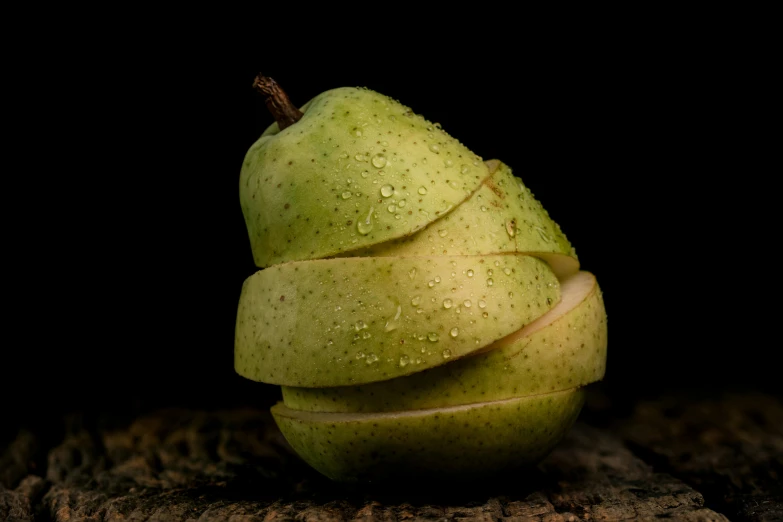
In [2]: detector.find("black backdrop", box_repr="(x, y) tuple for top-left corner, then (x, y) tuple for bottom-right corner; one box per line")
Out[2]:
(5, 33), (776, 425)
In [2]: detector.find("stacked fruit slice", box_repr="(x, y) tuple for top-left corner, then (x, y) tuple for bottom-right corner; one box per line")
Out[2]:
(235, 79), (608, 482)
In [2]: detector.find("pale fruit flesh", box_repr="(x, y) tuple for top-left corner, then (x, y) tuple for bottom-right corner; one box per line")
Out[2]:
(282, 271), (606, 412)
(272, 387), (585, 482)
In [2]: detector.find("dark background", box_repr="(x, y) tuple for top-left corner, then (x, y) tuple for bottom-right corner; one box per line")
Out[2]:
(5, 30), (776, 426)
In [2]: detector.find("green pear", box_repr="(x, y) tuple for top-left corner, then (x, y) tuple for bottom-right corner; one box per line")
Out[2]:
(237, 76), (607, 483)
(272, 387), (585, 482)
(240, 87), (490, 268)
(347, 160), (579, 278)
(282, 271), (606, 412)
(235, 254), (560, 387)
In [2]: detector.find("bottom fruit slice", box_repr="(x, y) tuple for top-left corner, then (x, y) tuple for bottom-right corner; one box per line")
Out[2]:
(272, 387), (585, 482)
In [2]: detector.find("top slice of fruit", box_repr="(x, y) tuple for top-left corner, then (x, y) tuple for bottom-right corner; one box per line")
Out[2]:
(240, 84), (490, 268)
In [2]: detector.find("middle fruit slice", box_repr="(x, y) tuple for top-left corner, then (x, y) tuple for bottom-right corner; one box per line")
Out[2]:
(235, 254), (560, 387)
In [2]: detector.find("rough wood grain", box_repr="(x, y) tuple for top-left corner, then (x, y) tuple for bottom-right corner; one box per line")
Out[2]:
(23, 407), (725, 521)
(1, 428), (49, 522)
(5, 393), (780, 521)
(615, 393), (783, 522)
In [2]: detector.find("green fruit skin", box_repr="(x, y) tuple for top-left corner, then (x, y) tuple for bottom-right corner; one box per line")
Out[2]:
(272, 387), (585, 482)
(282, 272), (606, 413)
(240, 87), (490, 268)
(235, 254), (560, 387)
(349, 161), (579, 278)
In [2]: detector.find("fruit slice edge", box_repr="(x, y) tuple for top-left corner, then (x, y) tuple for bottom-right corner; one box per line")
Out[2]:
(272, 387), (585, 482)
(240, 87), (491, 268)
(282, 271), (606, 412)
(235, 254), (561, 387)
(344, 160), (579, 278)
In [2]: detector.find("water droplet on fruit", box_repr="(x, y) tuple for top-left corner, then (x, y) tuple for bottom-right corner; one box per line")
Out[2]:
(372, 154), (387, 168)
(428, 280), (435, 288)
(399, 355), (410, 367)
(356, 352), (366, 359)
(411, 296), (421, 306)
(449, 328), (459, 338)
(409, 268), (417, 280)
(534, 226), (551, 243)
(482, 312), (489, 318)
(467, 269), (474, 277)
(505, 220), (516, 237)
(418, 186), (427, 195)
(487, 269), (493, 276)
(509, 292), (514, 298)
(460, 165), (469, 174)
(342, 191), (352, 199)
(380, 184), (394, 197)
(361, 170), (369, 178)
(487, 278), (494, 286)
(443, 299), (453, 309)
(504, 268), (512, 275)
(387, 204), (397, 213)
(357, 207), (374, 235)
(438, 229), (448, 237)
(478, 300), (487, 309)
(365, 353), (378, 364)
(415, 357), (423, 364)
(428, 332), (439, 342)
(480, 206), (487, 212)
(443, 348), (453, 358)
(463, 300), (472, 308)
(434, 276), (441, 283)
(398, 199), (406, 207)
(384, 300), (402, 332)
(354, 320), (367, 331)
(429, 144), (440, 153)
(362, 331), (372, 339)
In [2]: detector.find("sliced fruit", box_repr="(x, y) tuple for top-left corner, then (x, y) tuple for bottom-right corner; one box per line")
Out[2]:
(239, 87), (490, 268)
(346, 160), (578, 278)
(272, 387), (585, 482)
(235, 254), (560, 387)
(283, 271), (606, 412)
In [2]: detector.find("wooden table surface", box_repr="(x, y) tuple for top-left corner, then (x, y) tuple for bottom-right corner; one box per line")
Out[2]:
(2, 390), (781, 521)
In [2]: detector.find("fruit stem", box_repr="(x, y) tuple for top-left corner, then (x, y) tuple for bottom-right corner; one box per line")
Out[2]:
(252, 74), (303, 130)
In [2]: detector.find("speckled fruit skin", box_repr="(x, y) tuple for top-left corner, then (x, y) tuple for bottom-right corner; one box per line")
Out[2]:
(236, 82), (608, 483)
(235, 254), (560, 387)
(281, 272), (606, 413)
(239, 87), (490, 268)
(272, 388), (585, 482)
(355, 160), (579, 278)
